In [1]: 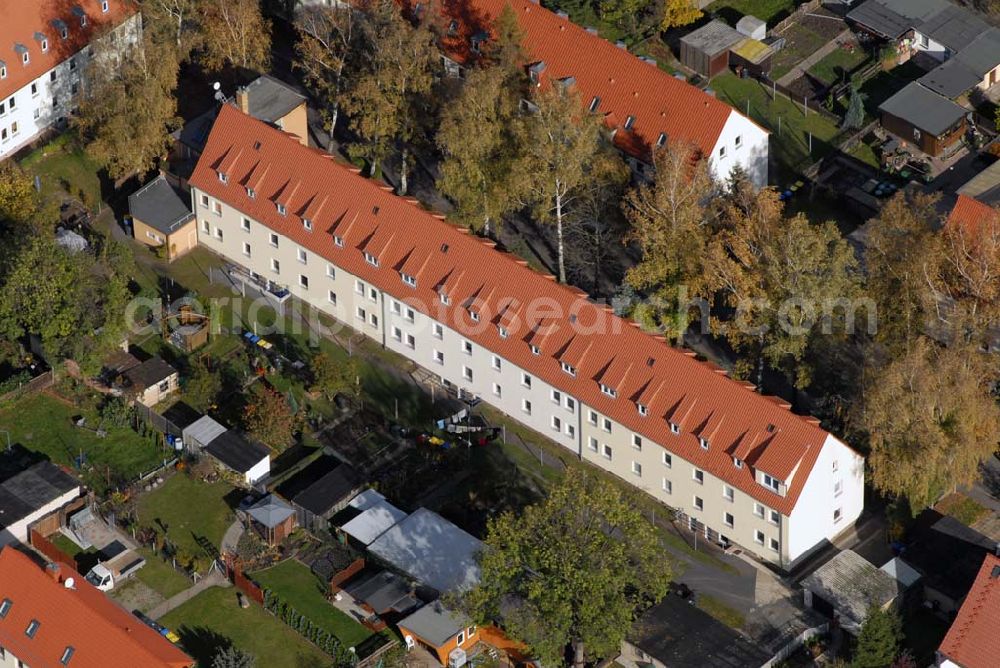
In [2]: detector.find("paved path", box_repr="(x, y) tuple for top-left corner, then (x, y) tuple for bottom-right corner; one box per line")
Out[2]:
(220, 519), (244, 556)
(776, 28), (852, 87)
(148, 569), (229, 620)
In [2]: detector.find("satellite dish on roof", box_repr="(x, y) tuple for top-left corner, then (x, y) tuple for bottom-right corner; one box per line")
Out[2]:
(64, 577), (76, 589)
(213, 81), (221, 91)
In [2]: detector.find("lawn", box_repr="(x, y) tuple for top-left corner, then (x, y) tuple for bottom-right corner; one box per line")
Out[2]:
(808, 48), (871, 86)
(848, 142), (880, 170)
(251, 559), (373, 648)
(19, 133), (103, 210)
(697, 593), (746, 629)
(706, 0), (803, 23)
(160, 586), (329, 668)
(711, 73), (842, 171)
(0, 392), (167, 495)
(135, 547), (194, 599)
(136, 474), (236, 560)
(935, 493), (989, 527)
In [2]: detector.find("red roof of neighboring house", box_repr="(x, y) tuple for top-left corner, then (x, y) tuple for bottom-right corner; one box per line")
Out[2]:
(0, 546), (193, 668)
(938, 553), (1000, 668)
(0, 0), (137, 101)
(191, 105), (839, 515)
(947, 194), (1000, 233)
(413, 0), (761, 161)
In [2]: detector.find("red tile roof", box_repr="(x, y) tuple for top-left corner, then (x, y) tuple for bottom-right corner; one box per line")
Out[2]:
(947, 194), (1000, 233)
(0, 546), (192, 668)
(191, 105), (840, 515)
(939, 553), (1000, 668)
(415, 0), (762, 161)
(0, 1), (137, 101)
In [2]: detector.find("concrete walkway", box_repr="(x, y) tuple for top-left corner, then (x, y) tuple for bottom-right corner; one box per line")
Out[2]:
(776, 28), (852, 87)
(220, 519), (244, 556)
(148, 569), (229, 620)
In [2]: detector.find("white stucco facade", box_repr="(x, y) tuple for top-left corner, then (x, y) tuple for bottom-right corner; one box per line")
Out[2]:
(245, 456), (271, 485)
(709, 110), (770, 188)
(0, 486), (81, 548)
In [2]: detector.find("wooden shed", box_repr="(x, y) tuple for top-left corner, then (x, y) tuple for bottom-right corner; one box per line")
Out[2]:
(680, 20), (745, 78)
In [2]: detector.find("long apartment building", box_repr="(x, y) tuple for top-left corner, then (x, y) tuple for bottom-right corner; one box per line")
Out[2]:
(0, 0), (141, 160)
(189, 105), (863, 569)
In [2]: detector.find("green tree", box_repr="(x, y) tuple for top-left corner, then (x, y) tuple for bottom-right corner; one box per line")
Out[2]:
(623, 142), (713, 341)
(309, 352), (360, 400)
(75, 34), (180, 182)
(185, 357), (223, 412)
(243, 384), (300, 453)
(463, 468), (672, 668)
(138, 0), (200, 56)
(863, 337), (1000, 512)
(842, 83), (867, 130)
(703, 184), (862, 388)
(0, 162), (38, 226)
(512, 86), (625, 283)
(660, 0), (703, 30)
(340, 0), (437, 188)
(852, 606), (902, 668)
(198, 0), (272, 73)
(212, 646), (256, 668)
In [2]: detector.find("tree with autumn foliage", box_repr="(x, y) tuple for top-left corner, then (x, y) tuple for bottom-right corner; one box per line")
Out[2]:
(198, 0), (271, 73)
(933, 204), (1000, 339)
(623, 142), (714, 341)
(862, 336), (1000, 512)
(242, 384), (301, 453)
(0, 163), (39, 228)
(660, 0), (703, 30)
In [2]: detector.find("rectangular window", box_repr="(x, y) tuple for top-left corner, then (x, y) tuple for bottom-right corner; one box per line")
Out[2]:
(755, 530), (765, 545)
(769, 510), (780, 525)
(762, 473), (780, 493)
(462, 340), (472, 354)
(632, 461), (642, 477)
(551, 389), (561, 404)
(212, 201), (222, 215)
(551, 416), (562, 432)
(328, 290), (337, 305)
(369, 288), (377, 301)
(402, 273), (416, 287)
(662, 452), (672, 468)
(588, 437), (598, 452)
(457, 631), (465, 646)
(25, 620), (39, 638)
(277, 203), (287, 215)
(522, 373), (531, 388)
(723, 485), (734, 502)
(724, 512), (734, 528)
(693, 496), (703, 511)
(214, 227), (223, 241)
(0, 598), (11, 618)
(355, 280), (364, 295)
(530, 344), (540, 355)
(769, 538), (779, 552)
(602, 418), (612, 433)
(600, 383), (618, 398)
(270, 258), (280, 274)
(588, 410), (598, 426)
(719, 146), (726, 158)
(561, 361), (576, 376)
(492, 356), (501, 371)
(699, 437), (709, 450)
(241, 217), (250, 232)
(303, 218), (313, 231)
(602, 444), (612, 460)
(433, 350), (444, 364)
(369, 313), (378, 327)
(463, 366), (473, 381)
(833, 508), (843, 523)
(565, 397), (575, 412)
(638, 403), (648, 416)
(299, 275), (309, 289)
(391, 300), (402, 315)
(735, 135), (742, 148)
(522, 399), (532, 415)
(242, 242), (251, 257)
(662, 478), (671, 494)
(356, 306), (365, 321)
(834, 479), (843, 497)
(297, 248), (307, 264)
(433, 323), (443, 339)
(693, 469), (704, 484)
(246, 186), (256, 199)
(832, 460), (839, 473)
(31, 83), (37, 96)
(10, 122), (16, 135)
(632, 434), (642, 450)
(670, 422), (680, 435)
(493, 383), (502, 397)
(334, 235), (344, 247)
(218, 171), (227, 183)
(270, 233), (279, 247)
(754, 503), (765, 518)
(364, 252), (379, 267)
(498, 325), (508, 338)
(405, 307), (414, 322)
(326, 264), (336, 279)
(392, 327), (402, 342)
(200, 194), (209, 207)
(201, 220), (210, 233)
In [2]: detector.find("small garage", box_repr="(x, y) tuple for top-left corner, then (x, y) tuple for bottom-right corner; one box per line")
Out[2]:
(680, 20), (745, 78)
(801, 549), (900, 634)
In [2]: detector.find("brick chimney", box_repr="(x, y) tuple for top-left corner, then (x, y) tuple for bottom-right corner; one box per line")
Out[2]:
(235, 86), (249, 114)
(46, 562), (61, 582)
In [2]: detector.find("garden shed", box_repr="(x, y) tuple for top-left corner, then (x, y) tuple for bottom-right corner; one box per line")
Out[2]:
(0, 461), (80, 547)
(182, 414), (227, 451)
(204, 431), (271, 485)
(246, 494), (296, 545)
(680, 20), (744, 78)
(340, 499), (408, 547)
(801, 549), (900, 633)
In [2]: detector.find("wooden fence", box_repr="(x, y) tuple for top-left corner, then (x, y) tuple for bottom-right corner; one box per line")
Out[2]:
(30, 528), (75, 566)
(771, 0), (824, 35)
(0, 370), (54, 405)
(225, 554), (266, 605)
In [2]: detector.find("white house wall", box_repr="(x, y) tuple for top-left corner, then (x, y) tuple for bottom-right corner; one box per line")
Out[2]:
(245, 456), (271, 485)
(0, 486), (81, 547)
(709, 111), (769, 188)
(786, 433), (865, 566)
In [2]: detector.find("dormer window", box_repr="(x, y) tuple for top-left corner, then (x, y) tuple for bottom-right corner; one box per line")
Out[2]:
(26, 619), (40, 638)
(439, 292), (450, 305)
(600, 384), (617, 399)
(15, 44), (30, 66)
(61, 646), (75, 665)
(334, 235), (344, 247)
(656, 132), (667, 148)
(37, 33), (49, 53)
(498, 325), (508, 338)
(402, 273), (416, 287)
(530, 344), (540, 356)
(303, 218), (312, 231)
(761, 472), (781, 493)
(560, 361), (576, 377)
(624, 115), (635, 131)
(469, 309), (480, 322)
(448, 20), (458, 35)
(699, 437), (709, 450)
(245, 187), (255, 198)
(276, 203), (286, 215)
(61, 26), (68, 39)
(589, 96), (600, 112)
(528, 61), (546, 84)
(217, 171), (227, 183)
(364, 252), (379, 267)
(733, 457), (743, 469)
(669, 422), (680, 435)
(102, 0), (110, 12)
(0, 63), (6, 80)
(637, 403), (648, 416)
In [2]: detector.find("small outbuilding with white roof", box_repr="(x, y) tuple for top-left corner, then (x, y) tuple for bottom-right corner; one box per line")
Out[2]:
(341, 500), (408, 546)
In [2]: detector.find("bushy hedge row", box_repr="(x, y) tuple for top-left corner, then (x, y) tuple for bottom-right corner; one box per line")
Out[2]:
(262, 588), (357, 667)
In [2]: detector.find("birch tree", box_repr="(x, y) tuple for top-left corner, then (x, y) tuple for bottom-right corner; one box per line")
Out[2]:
(294, 4), (357, 150)
(512, 86), (623, 283)
(199, 0), (271, 73)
